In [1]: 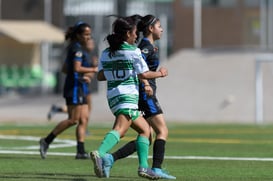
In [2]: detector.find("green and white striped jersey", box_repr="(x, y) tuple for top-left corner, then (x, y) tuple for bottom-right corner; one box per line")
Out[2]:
(99, 42), (149, 114)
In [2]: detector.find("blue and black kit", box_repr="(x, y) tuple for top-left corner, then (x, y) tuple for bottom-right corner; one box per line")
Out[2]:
(138, 38), (163, 118)
(63, 42), (89, 105)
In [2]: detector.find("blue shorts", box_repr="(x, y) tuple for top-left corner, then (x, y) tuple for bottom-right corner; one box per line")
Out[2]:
(138, 95), (163, 119)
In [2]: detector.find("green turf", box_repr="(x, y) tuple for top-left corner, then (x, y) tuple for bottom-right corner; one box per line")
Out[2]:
(1, 123), (273, 180)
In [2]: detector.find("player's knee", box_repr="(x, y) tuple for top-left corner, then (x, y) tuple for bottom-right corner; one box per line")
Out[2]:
(78, 119), (88, 127)
(142, 129), (151, 138)
(68, 119), (79, 125)
(156, 126), (168, 138)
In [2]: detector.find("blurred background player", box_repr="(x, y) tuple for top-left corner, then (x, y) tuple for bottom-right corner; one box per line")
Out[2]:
(103, 14), (176, 179)
(47, 38), (98, 122)
(39, 21), (98, 160)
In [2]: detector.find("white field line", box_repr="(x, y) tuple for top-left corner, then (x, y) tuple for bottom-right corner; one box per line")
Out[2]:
(129, 155), (273, 161)
(0, 150), (75, 156)
(1, 150), (273, 162)
(0, 134), (76, 150)
(1, 135), (273, 161)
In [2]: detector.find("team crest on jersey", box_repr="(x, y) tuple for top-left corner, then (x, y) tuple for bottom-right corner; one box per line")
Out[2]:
(75, 51), (82, 57)
(142, 48), (149, 54)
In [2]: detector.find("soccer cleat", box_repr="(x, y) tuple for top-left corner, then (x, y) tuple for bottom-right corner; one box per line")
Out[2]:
(90, 151), (104, 177)
(47, 105), (57, 121)
(102, 153), (114, 178)
(75, 152), (90, 159)
(152, 168), (176, 179)
(138, 167), (160, 180)
(39, 138), (49, 159)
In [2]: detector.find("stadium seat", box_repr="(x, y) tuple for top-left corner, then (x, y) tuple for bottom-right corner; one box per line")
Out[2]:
(0, 65), (18, 89)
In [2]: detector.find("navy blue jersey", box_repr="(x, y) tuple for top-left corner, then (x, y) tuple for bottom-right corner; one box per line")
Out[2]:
(63, 42), (89, 104)
(138, 38), (163, 118)
(138, 37), (160, 91)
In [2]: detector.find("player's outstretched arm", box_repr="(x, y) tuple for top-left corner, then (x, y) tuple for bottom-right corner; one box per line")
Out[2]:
(138, 67), (168, 79)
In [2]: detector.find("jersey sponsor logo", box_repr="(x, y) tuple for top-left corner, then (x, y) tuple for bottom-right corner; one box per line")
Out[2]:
(141, 48), (149, 54)
(75, 51), (83, 58)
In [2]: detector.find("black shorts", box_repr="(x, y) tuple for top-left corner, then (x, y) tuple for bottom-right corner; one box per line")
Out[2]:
(138, 95), (163, 119)
(65, 96), (87, 106)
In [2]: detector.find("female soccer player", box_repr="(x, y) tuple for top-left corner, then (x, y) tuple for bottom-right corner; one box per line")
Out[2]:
(39, 21), (98, 159)
(104, 15), (176, 179)
(47, 38), (98, 122)
(90, 16), (167, 180)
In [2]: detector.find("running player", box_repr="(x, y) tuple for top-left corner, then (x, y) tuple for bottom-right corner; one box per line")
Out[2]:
(47, 38), (98, 122)
(39, 21), (98, 159)
(103, 14), (176, 179)
(89, 16), (168, 180)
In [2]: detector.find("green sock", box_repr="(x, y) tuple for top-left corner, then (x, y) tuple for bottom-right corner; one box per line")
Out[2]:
(98, 130), (120, 157)
(136, 135), (150, 168)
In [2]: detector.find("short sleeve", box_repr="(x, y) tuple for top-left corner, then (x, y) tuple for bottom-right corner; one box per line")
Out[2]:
(72, 45), (84, 62)
(98, 57), (103, 71)
(133, 48), (149, 74)
(98, 50), (107, 71)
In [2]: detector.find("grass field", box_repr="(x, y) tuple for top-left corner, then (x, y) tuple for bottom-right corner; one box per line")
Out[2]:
(1, 122), (273, 181)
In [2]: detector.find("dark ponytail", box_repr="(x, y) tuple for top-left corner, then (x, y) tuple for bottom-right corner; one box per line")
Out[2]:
(129, 14), (143, 42)
(106, 17), (136, 56)
(137, 14), (158, 37)
(106, 33), (123, 54)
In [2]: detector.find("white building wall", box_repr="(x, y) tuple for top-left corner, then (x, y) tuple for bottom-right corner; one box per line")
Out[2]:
(157, 49), (273, 123)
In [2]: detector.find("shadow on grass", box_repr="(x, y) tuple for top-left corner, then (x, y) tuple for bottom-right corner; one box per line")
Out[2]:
(0, 172), (90, 181)
(0, 172), (143, 181)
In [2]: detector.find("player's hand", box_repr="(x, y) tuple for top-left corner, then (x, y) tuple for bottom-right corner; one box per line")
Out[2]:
(92, 67), (98, 73)
(83, 76), (91, 83)
(144, 85), (153, 96)
(92, 56), (99, 67)
(159, 67), (168, 77)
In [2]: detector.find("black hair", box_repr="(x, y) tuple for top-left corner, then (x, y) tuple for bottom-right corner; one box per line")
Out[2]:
(129, 14), (143, 42)
(137, 14), (159, 37)
(130, 14), (142, 25)
(65, 21), (91, 42)
(106, 16), (136, 56)
(107, 14), (142, 25)
(107, 14), (142, 43)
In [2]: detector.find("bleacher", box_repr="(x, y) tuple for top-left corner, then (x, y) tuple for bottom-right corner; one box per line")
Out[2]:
(0, 64), (44, 94)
